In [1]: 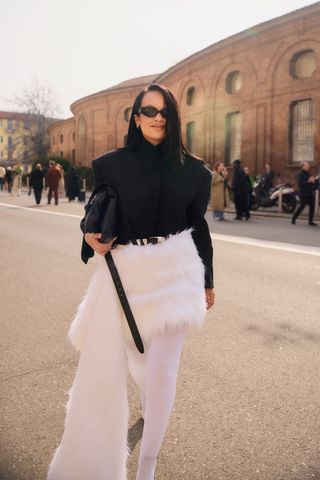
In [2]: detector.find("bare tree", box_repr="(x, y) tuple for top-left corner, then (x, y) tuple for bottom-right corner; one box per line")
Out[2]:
(10, 80), (61, 161)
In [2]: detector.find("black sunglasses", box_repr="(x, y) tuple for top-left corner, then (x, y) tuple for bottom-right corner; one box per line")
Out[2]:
(138, 106), (167, 118)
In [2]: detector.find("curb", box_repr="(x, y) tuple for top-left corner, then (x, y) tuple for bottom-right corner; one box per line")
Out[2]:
(209, 207), (319, 220)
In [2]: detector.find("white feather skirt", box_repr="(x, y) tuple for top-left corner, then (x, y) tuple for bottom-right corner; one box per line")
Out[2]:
(48, 229), (207, 480)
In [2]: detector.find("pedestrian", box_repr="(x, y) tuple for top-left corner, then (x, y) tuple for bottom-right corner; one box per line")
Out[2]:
(211, 162), (229, 220)
(291, 162), (317, 226)
(29, 163), (44, 205)
(46, 161), (61, 205)
(260, 162), (276, 193)
(232, 159), (250, 220)
(0, 164), (5, 190)
(12, 162), (23, 196)
(244, 166), (254, 212)
(57, 164), (65, 197)
(47, 83), (215, 480)
(4, 166), (13, 193)
(65, 167), (80, 201)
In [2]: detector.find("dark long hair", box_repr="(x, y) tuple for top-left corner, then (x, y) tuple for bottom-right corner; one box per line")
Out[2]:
(125, 83), (196, 169)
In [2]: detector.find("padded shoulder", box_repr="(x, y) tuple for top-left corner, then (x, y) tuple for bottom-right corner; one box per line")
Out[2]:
(184, 154), (212, 181)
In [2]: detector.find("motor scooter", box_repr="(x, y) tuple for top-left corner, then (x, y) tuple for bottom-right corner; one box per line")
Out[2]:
(251, 180), (297, 213)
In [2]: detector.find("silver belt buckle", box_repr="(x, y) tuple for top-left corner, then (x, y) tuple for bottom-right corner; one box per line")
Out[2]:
(155, 236), (165, 244)
(134, 236), (168, 246)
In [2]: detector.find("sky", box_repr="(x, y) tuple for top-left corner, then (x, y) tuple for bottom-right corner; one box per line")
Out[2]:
(0, 0), (318, 118)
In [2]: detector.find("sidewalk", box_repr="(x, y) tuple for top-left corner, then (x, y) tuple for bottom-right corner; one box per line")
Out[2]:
(210, 203), (319, 220)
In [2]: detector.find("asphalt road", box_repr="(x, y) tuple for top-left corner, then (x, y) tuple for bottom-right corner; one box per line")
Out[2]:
(0, 192), (320, 480)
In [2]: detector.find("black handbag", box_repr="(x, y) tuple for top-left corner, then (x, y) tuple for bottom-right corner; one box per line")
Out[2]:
(80, 183), (119, 262)
(80, 183), (144, 354)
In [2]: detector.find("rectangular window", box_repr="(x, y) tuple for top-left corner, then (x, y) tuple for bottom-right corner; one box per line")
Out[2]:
(0, 136), (3, 143)
(225, 112), (242, 165)
(8, 136), (13, 148)
(1, 151), (3, 158)
(60, 151), (64, 157)
(7, 119), (13, 131)
(186, 121), (195, 152)
(289, 99), (315, 163)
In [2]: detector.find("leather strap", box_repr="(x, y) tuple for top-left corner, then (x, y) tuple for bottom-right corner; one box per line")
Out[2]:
(105, 251), (144, 354)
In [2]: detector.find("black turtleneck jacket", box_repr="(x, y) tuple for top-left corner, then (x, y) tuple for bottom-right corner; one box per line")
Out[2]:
(91, 137), (214, 288)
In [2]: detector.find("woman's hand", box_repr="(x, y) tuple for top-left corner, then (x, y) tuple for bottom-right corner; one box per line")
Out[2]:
(84, 233), (116, 256)
(205, 288), (215, 310)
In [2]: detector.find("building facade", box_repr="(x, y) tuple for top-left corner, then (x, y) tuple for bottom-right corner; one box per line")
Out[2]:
(0, 112), (35, 165)
(49, 3), (320, 182)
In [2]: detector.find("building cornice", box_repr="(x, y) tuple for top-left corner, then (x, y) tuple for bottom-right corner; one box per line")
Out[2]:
(70, 74), (158, 113)
(48, 117), (75, 133)
(155, 2), (320, 82)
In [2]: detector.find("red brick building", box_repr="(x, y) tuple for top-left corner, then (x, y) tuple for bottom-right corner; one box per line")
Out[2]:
(49, 3), (320, 183)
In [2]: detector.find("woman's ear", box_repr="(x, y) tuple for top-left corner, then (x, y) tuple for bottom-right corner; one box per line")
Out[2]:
(134, 114), (140, 128)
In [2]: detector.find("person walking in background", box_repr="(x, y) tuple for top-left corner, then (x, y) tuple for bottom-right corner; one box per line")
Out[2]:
(232, 159), (250, 220)
(12, 162), (23, 196)
(65, 167), (80, 201)
(4, 166), (13, 193)
(29, 163), (44, 205)
(0, 164), (5, 190)
(46, 161), (61, 205)
(244, 166), (254, 214)
(211, 162), (229, 220)
(57, 164), (65, 197)
(260, 162), (276, 193)
(291, 162), (317, 226)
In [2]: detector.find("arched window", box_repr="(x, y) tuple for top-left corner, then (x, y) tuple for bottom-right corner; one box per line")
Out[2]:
(124, 108), (132, 122)
(290, 50), (316, 79)
(186, 87), (196, 106)
(226, 71), (242, 94)
(60, 134), (64, 143)
(289, 99), (315, 163)
(186, 122), (195, 151)
(225, 112), (242, 165)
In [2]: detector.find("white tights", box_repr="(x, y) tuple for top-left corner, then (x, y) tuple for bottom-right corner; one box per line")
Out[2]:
(125, 326), (187, 480)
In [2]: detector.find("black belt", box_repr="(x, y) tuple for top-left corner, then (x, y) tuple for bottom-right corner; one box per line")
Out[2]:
(105, 251), (144, 354)
(116, 235), (170, 247)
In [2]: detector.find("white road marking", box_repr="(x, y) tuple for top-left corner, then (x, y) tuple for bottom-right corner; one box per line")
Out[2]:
(1, 202), (319, 257)
(212, 233), (320, 257)
(0, 202), (81, 219)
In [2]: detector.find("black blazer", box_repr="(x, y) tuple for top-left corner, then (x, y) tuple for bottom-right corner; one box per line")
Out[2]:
(91, 137), (214, 288)
(297, 170), (315, 197)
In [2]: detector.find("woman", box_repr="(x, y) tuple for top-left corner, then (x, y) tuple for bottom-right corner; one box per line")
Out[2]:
(4, 166), (13, 193)
(12, 162), (23, 196)
(57, 163), (65, 197)
(232, 159), (250, 220)
(65, 167), (80, 201)
(29, 163), (44, 205)
(211, 161), (229, 220)
(48, 84), (215, 480)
